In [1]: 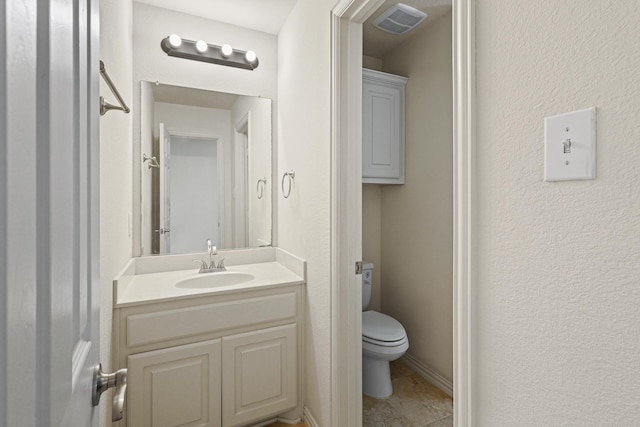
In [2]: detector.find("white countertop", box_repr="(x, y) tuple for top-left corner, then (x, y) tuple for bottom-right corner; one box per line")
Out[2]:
(115, 261), (305, 308)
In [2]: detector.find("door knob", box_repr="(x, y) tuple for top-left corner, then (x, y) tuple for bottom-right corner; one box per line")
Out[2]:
(92, 363), (128, 421)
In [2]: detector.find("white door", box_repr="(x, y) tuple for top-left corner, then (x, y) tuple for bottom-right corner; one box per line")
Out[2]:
(3, 0), (103, 425)
(159, 123), (171, 253)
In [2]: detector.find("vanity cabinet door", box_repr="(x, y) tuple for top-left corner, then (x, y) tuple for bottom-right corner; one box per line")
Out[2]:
(127, 340), (222, 427)
(222, 324), (297, 427)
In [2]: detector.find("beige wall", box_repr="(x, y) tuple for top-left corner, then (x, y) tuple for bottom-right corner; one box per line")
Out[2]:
(99, 0), (133, 425)
(362, 55), (383, 312)
(363, 55), (382, 71)
(277, 0), (335, 424)
(475, 1), (640, 424)
(363, 184), (382, 311)
(379, 12), (453, 381)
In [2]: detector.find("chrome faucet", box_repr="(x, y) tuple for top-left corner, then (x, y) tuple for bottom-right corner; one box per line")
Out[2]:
(207, 239), (216, 262)
(194, 239), (226, 273)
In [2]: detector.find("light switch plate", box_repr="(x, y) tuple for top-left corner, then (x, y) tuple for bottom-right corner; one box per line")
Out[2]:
(544, 107), (596, 181)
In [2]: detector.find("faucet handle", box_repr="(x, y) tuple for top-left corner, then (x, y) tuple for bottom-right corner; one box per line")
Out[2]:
(215, 258), (226, 269)
(192, 259), (207, 271)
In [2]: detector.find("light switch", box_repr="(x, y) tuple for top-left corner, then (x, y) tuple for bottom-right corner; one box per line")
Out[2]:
(544, 107), (596, 181)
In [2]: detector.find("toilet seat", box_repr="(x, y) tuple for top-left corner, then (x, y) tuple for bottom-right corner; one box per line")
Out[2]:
(362, 335), (408, 347)
(362, 310), (407, 347)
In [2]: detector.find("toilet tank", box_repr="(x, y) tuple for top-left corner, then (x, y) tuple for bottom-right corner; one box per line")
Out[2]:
(362, 262), (374, 310)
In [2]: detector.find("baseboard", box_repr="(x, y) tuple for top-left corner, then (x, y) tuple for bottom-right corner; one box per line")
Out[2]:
(276, 416), (303, 425)
(250, 418), (278, 427)
(249, 415), (302, 426)
(401, 353), (453, 397)
(303, 406), (320, 427)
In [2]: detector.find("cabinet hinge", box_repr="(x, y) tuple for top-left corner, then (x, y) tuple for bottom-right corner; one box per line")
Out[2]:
(355, 261), (363, 275)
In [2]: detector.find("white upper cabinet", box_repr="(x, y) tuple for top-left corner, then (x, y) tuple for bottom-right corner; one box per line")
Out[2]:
(362, 69), (408, 184)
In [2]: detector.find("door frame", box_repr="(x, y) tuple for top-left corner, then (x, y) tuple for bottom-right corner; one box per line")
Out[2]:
(234, 112), (250, 248)
(329, 0), (476, 425)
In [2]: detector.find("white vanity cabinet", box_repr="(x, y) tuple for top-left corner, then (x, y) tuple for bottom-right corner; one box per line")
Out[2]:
(113, 284), (303, 427)
(362, 69), (408, 184)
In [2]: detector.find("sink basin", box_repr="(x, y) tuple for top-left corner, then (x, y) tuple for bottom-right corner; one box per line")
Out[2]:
(175, 272), (255, 289)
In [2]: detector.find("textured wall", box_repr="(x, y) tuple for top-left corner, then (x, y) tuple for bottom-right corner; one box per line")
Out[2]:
(277, 0), (335, 424)
(380, 12), (453, 381)
(132, 2), (277, 100)
(99, 0), (133, 425)
(475, 1), (640, 425)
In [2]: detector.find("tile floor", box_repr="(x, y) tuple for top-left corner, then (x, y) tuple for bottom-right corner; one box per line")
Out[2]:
(264, 422), (307, 427)
(265, 360), (453, 427)
(362, 360), (453, 427)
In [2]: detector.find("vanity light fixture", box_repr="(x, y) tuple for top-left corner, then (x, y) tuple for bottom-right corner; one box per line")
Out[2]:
(245, 50), (257, 65)
(195, 40), (208, 53)
(220, 44), (233, 58)
(160, 36), (259, 70)
(168, 34), (182, 48)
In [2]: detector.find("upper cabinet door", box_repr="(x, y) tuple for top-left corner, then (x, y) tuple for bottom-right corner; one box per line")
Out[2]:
(362, 69), (408, 184)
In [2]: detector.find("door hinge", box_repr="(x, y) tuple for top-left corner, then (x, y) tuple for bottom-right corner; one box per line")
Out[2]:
(355, 261), (363, 275)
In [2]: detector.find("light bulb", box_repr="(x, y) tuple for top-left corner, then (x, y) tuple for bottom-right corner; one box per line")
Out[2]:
(168, 34), (182, 48)
(245, 50), (257, 64)
(196, 40), (208, 53)
(220, 44), (233, 58)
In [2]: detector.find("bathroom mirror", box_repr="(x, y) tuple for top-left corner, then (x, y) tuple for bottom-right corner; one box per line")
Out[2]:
(138, 81), (272, 255)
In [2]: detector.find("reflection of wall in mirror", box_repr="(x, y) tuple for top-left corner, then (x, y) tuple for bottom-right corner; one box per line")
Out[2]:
(139, 94), (273, 255)
(152, 103), (232, 254)
(140, 84), (154, 255)
(231, 97), (272, 248)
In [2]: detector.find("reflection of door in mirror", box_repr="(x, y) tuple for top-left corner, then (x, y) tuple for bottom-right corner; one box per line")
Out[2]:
(138, 81), (272, 255)
(156, 126), (221, 254)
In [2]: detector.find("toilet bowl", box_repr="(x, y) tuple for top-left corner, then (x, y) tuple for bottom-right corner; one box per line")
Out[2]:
(362, 263), (409, 398)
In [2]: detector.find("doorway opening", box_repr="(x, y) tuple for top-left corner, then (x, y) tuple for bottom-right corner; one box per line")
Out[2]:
(330, 0), (474, 425)
(360, 2), (454, 425)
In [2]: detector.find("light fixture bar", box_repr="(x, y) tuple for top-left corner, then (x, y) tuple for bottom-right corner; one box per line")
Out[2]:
(160, 36), (259, 70)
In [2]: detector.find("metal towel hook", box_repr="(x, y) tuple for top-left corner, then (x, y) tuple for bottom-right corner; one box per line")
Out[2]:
(142, 153), (160, 169)
(257, 177), (267, 199)
(281, 171), (295, 199)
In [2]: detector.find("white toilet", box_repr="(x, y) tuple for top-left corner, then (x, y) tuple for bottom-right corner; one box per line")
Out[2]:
(362, 263), (409, 398)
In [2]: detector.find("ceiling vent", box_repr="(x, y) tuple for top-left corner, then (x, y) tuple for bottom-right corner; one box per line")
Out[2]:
(373, 3), (427, 35)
